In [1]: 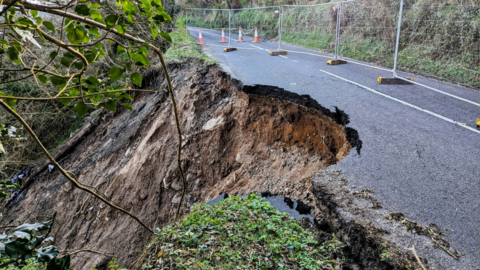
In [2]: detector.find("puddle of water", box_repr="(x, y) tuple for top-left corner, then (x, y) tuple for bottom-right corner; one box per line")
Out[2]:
(207, 193), (316, 223)
(264, 196), (314, 223)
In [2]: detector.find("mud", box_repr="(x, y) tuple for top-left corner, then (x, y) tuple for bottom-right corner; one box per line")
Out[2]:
(1, 61), (356, 269)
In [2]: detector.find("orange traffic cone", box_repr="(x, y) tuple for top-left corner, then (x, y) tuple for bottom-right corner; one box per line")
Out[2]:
(199, 30), (204, 44)
(252, 27), (260, 42)
(221, 28), (227, 43)
(238, 27), (244, 42)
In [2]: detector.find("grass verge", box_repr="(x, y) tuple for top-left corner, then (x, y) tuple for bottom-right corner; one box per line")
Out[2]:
(164, 17), (216, 65)
(140, 194), (345, 269)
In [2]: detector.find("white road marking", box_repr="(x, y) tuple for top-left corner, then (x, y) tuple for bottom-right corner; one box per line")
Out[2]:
(318, 69), (480, 134)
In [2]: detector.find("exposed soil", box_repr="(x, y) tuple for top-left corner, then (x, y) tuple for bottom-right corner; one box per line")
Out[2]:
(1, 61), (358, 269)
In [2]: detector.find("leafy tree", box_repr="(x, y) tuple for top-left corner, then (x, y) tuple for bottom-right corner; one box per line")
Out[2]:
(0, 0), (186, 242)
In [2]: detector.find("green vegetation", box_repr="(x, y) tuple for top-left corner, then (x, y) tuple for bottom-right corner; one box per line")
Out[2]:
(92, 258), (128, 270)
(282, 32), (335, 52)
(141, 194), (345, 269)
(164, 17), (216, 65)
(0, 221), (69, 270)
(4, 260), (46, 270)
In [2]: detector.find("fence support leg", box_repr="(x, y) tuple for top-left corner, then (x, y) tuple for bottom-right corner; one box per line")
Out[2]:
(224, 10), (237, 52)
(392, 0), (404, 78)
(327, 60), (347, 65)
(335, 2), (340, 60)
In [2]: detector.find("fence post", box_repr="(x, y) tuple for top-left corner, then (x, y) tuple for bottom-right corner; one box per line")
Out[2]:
(393, 0), (404, 77)
(185, 9), (188, 43)
(228, 9), (231, 48)
(335, 2), (340, 60)
(279, 6), (284, 50)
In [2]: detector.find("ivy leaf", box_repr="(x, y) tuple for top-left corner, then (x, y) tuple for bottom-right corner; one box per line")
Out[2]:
(59, 93), (72, 107)
(43, 21), (55, 32)
(87, 76), (100, 86)
(117, 45), (125, 53)
(84, 52), (99, 63)
(109, 67), (123, 82)
(141, 0), (152, 10)
(14, 222), (51, 233)
(88, 26), (100, 38)
(122, 103), (133, 111)
(69, 88), (79, 96)
(4, 96), (17, 112)
(132, 54), (149, 67)
(138, 46), (148, 55)
(46, 254), (71, 270)
(89, 3), (101, 9)
(74, 5), (90, 16)
(37, 74), (48, 84)
(36, 246), (59, 262)
(50, 76), (66, 86)
(160, 32), (172, 43)
(116, 18), (127, 35)
(151, 0), (162, 7)
(31, 10), (38, 17)
(130, 72), (142, 86)
(100, 100), (116, 112)
(5, 239), (31, 258)
(67, 28), (86, 44)
(121, 1), (136, 14)
(6, 47), (20, 64)
(73, 101), (88, 117)
(11, 42), (22, 53)
(154, 11), (172, 22)
(60, 57), (72, 67)
(49, 51), (58, 60)
(105, 15), (118, 29)
(74, 62), (84, 70)
(150, 25), (158, 39)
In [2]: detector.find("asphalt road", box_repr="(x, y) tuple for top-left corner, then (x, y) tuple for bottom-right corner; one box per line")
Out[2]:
(188, 27), (480, 269)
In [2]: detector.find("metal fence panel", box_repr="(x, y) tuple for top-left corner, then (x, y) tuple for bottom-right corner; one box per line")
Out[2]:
(338, 0), (401, 71)
(229, 6), (282, 50)
(281, 3), (339, 59)
(186, 8), (231, 46)
(395, 1), (480, 88)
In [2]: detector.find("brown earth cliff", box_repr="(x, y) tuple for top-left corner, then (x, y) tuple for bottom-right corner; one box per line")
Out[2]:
(2, 61), (356, 269)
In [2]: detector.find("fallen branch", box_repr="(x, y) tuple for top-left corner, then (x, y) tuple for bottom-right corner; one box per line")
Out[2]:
(408, 245), (427, 270)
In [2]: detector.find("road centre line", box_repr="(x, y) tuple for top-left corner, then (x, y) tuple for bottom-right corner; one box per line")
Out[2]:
(318, 69), (480, 134)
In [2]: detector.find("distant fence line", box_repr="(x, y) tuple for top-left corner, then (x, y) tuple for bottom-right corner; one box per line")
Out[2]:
(186, 0), (479, 98)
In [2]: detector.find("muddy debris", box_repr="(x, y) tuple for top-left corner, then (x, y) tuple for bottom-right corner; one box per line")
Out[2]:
(352, 189), (383, 209)
(387, 213), (464, 260)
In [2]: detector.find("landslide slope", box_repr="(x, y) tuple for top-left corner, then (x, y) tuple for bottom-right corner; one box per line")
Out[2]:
(2, 61), (355, 269)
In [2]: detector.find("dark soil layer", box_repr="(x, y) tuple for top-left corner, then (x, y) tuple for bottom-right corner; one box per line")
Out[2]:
(1, 61), (355, 269)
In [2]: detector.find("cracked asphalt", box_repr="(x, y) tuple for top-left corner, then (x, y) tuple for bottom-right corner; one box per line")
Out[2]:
(187, 28), (480, 269)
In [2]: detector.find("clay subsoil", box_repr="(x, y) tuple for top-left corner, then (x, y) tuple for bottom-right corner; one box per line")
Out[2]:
(2, 61), (424, 270)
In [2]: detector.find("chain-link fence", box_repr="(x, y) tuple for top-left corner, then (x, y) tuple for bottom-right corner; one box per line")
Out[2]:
(186, 1), (479, 90)
(395, 0), (480, 88)
(281, 3), (339, 59)
(338, 0), (400, 71)
(230, 6), (282, 49)
(186, 8), (230, 46)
